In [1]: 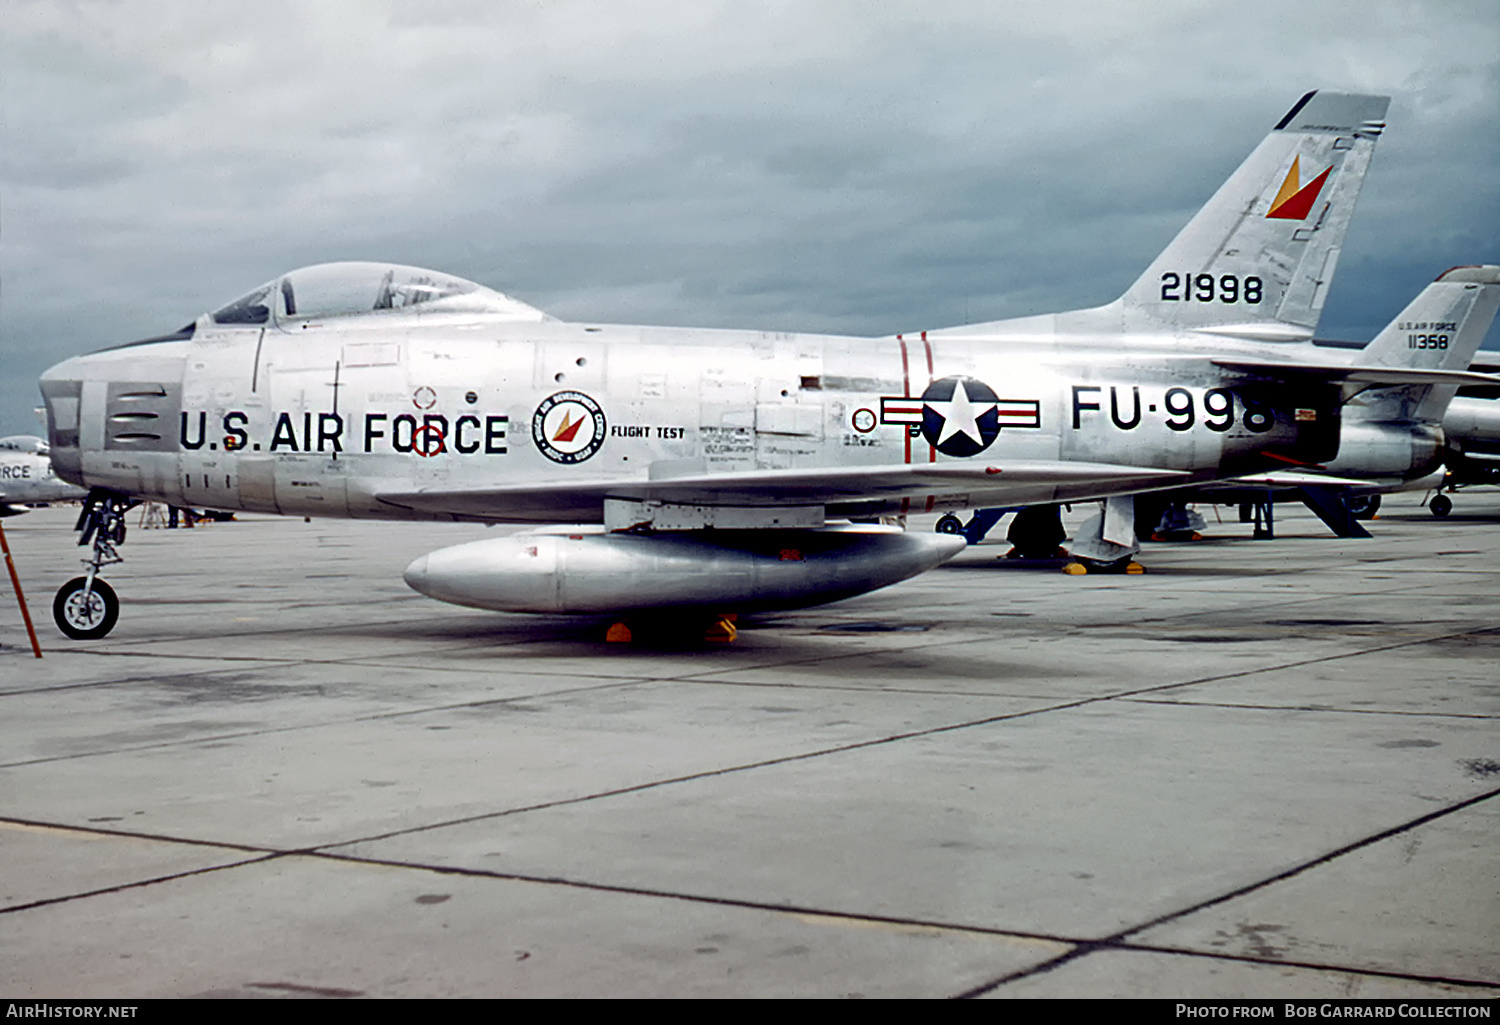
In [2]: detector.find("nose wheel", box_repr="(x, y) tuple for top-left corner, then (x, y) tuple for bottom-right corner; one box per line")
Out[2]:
(54, 577), (119, 640)
(53, 489), (135, 640)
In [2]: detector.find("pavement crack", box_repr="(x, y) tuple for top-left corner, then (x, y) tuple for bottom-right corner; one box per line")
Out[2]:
(304, 697), (1105, 849)
(303, 847), (1083, 948)
(1122, 698), (1496, 720)
(0, 847), (282, 917)
(953, 941), (1500, 998)
(955, 786), (1500, 997)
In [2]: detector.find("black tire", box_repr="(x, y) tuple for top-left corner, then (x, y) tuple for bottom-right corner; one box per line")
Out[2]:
(1343, 493), (1381, 519)
(935, 514), (964, 535)
(1430, 494), (1453, 518)
(1081, 556), (1143, 575)
(1134, 495), (1170, 542)
(1007, 505), (1067, 559)
(53, 577), (119, 640)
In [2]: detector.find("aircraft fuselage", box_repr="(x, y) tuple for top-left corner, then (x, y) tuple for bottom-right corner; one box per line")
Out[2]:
(42, 319), (1335, 522)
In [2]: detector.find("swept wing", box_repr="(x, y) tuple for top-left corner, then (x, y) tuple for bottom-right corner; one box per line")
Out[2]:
(377, 460), (1193, 523)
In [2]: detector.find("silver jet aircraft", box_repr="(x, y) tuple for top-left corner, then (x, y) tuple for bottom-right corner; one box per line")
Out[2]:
(1429, 386), (1500, 516)
(41, 90), (1494, 640)
(0, 436), (86, 516)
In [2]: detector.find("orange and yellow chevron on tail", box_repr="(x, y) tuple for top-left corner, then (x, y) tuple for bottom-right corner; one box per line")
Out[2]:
(1266, 156), (1333, 220)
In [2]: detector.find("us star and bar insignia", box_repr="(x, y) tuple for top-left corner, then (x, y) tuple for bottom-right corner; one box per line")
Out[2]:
(880, 376), (1040, 457)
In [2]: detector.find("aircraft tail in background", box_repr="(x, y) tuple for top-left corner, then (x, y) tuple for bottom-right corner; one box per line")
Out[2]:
(1351, 265), (1500, 423)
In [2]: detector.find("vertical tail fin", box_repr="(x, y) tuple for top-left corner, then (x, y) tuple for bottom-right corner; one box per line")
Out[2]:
(1351, 265), (1500, 422)
(1117, 91), (1389, 340)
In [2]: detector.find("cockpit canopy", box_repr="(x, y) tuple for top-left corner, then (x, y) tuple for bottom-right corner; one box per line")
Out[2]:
(208, 262), (550, 328)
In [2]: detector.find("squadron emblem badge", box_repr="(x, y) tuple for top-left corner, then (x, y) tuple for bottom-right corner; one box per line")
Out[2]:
(532, 391), (607, 464)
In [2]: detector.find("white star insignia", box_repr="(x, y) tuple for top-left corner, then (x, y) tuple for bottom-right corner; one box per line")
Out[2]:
(925, 379), (993, 446)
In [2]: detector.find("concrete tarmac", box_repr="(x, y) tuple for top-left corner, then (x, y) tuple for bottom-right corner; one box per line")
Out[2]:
(0, 495), (1496, 998)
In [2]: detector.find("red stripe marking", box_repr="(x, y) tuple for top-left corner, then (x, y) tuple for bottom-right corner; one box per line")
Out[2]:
(899, 337), (911, 398)
(922, 334), (936, 463)
(1264, 451), (1325, 468)
(899, 336), (912, 465)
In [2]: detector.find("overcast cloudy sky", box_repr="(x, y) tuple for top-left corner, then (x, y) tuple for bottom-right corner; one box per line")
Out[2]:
(3, 0), (1497, 435)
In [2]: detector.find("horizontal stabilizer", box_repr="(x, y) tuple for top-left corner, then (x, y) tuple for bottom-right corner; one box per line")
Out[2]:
(1211, 359), (1500, 389)
(1214, 470), (1377, 489)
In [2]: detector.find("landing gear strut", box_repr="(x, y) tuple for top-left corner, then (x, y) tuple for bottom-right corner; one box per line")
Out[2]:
(1065, 495), (1144, 574)
(54, 490), (135, 640)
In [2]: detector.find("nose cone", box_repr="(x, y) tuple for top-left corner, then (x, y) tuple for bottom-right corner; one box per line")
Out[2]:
(402, 553), (432, 596)
(403, 536), (565, 613)
(926, 532), (968, 560)
(38, 337), (192, 488)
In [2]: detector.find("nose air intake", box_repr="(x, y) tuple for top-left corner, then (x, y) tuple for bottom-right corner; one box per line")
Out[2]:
(37, 377), (84, 483)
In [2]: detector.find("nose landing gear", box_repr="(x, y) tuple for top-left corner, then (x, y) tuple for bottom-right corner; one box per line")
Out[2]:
(53, 490), (135, 640)
(54, 577), (119, 640)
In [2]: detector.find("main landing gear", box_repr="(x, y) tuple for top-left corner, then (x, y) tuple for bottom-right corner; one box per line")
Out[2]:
(933, 507), (1057, 556)
(931, 503), (1143, 571)
(53, 490), (135, 640)
(1064, 495), (1146, 574)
